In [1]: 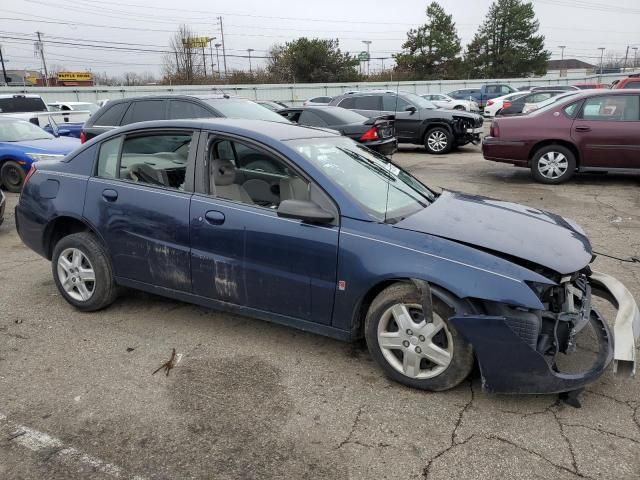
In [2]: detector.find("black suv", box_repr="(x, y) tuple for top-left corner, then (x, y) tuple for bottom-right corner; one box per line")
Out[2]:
(82, 95), (288, 143)
(329, 91), (483, 154)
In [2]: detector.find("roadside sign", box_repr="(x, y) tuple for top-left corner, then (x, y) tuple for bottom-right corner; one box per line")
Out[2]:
(358, 51), (370, 62)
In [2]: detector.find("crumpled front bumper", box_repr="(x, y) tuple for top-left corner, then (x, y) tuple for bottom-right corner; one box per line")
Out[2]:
(449, 271), (639, 394)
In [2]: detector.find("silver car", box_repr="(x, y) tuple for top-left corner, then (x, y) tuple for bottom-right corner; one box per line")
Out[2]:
(422, 93), (480, 113)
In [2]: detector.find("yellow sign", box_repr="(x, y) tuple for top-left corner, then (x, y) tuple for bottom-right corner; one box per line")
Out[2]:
(57, 72), (93, 81)
(182, 37), (211, 49)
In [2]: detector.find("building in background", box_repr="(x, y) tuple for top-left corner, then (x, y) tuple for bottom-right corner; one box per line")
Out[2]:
(546, 59), (595, 77)
(5, 70), (41, 86)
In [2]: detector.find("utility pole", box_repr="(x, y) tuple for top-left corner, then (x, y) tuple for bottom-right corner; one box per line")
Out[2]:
(558, 45), (566, 77)
(633, 47), (639, 70)
(208, 37), (216, 80)
(214, 43), (222, 78)
(217, 16), (228, 78)
(202, 43), (207, 78)
(623, 45), (630, 72)
(36, 31), (49, 86)
(598, 47), (605, 76)
(0, 45), (8, 86)
(247, 48), (254, 74)
(362, 40), (372, 76)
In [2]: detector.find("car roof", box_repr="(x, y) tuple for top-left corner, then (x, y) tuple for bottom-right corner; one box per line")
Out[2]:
(103, 94), (244, 104)
(0, 94), (43, 99)
(101, 118), (340, 141)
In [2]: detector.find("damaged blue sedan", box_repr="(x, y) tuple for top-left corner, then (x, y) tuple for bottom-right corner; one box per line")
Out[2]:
(15, 119), (639, 396)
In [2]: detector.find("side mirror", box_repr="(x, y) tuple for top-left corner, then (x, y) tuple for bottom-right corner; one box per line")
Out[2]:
(277, 199), (334, 224)
(405, 106), (417, 114)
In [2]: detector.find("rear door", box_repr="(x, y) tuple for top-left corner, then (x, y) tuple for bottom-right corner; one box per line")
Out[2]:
(572, 94), (640, 169)
(83, 101), (130, 141)
(84, 128), (198, 291)
(121, 99), (168, 125)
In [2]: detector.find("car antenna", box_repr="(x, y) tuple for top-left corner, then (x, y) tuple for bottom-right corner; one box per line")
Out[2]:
(383, 77), (401, 223)
(214, 86), (231, 99)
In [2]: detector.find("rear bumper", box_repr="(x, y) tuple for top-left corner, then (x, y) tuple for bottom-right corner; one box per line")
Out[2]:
(450, 271), (638, 394)
(363, 138), (398, 156)
(482, 136), (529, 166)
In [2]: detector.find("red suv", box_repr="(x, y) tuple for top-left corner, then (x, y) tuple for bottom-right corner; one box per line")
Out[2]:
(612, 74), (640, 90)
(482, 90), (640, 183)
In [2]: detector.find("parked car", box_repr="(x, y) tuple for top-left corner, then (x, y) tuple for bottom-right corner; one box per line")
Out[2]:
(47, 101), (100, 123)
(15, 118), (639, 395)
(278, 105), (397, 155)
(0, 94), (48, 121)
(329, 91), (483, 154)
(81, 95), (289, 143)
(482, 90), (640, 183)
(498, 90), (571, 116)
(483, 91), (530, 118)
(0, 117), (80, 192)
(612, 73), (640, 89)
(574, 83), (608, 90)
(0, 189), (5, 226)
(448, 84), (517, 108)
(256, 101), (287, 112)
(421, 93), (479, 113)
(531, 86), (580, 92)
(521, 91), (579, 115)
(303, 96), (333, 106)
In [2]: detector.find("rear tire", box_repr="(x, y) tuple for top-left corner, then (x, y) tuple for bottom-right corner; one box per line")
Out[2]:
(1, 161), (26, 193)
(365, 283), (474, 391)
(530, 145), (576, 184)
(424, 127), (453, 155)
(52, 232), (119, 312)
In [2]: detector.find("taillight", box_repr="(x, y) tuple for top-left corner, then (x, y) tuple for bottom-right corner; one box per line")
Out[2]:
(24, 164), (37, 187)
(503, 101), (512, 109)
(490, 122), (500, 138)
(486, 100), (494, 106)
(360, 127), (379, 142)
(80, 131), (86, 144)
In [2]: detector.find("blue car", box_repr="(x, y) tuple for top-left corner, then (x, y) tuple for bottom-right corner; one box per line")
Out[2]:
(15, 119), (639, 396)
(0, 117), (80, 192)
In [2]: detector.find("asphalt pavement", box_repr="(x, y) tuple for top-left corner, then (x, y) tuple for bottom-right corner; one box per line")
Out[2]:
(1, 142), (639, 479)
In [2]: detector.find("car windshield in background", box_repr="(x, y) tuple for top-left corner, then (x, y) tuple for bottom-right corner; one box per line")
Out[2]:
(402, 92), (436, 110)
(205, 100), (290, 123)
(531, 92), (579, 113)
(0, 120), (54, 142)
(326, 108), (368, 124)
(289, 137), (435, 223)
(0, 97), (48, 113)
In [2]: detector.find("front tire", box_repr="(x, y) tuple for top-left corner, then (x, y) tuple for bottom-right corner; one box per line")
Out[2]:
(424, 127), (453, 155)
(365, 283), (474, 391)
(453, 105), (466, 111)
(1, 161), (26, 193)
(52, 232), (119, 312)
(530, 145), (576, 184)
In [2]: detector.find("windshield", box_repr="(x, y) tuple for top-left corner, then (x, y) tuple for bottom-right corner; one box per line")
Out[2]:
(531, 92), (580, 113)
(0, 120), (54, 142)
(402, 92), (436, 110)
(289, 137), (435, 223)
(206, 99), (290, 123)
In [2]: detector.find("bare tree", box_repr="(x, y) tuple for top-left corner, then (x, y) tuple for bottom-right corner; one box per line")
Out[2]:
(163, 24), (205, 84)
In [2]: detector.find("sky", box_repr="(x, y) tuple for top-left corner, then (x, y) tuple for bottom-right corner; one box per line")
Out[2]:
(1, 0), (639, 77)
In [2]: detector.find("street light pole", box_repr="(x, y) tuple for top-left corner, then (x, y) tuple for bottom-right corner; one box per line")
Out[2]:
(633, 47), (639, 70)
(598, 47), (605, 76)
(558, 45), (566, 77)
(214, 43), (222, 78)
(0, 45), (8, 86)
(247, 48), (254, 74)
(362, 40), (372, 76)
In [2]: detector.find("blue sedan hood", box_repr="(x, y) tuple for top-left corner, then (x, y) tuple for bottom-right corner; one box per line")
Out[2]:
(395, 191), (592, 275)
(8, 137), (80, 154)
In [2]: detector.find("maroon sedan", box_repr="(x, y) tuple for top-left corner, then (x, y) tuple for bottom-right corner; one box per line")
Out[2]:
(482, 90), (640, 183)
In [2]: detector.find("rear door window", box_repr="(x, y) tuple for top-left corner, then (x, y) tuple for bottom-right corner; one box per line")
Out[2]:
(353, 95), (381, 111)
(121, 100), (167, 125)
(168, 100), (212, 119)
(337, 97), (356, 109)
(622, 81), (640, 89)
(92, 102), (129, 126)
(0, 96), (48, 113)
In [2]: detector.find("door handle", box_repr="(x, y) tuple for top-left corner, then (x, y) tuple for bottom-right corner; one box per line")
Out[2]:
(102, 189), (118, 202)
(575, 126), (591, 132)
(204, 210), (225, 225)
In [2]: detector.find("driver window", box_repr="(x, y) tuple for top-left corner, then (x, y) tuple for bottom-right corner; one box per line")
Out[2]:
(208, 138), (310, 208)
(382, 95), (411, 111)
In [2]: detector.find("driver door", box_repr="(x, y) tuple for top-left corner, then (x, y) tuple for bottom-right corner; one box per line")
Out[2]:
(382, 94), (419, 142)
(190, 133), (340, 324)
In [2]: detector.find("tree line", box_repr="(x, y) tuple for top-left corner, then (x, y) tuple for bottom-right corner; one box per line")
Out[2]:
(161, 0), (550, 84)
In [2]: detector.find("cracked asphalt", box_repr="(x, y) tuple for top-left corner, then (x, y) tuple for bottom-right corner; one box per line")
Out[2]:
(1, 141), (640, 479)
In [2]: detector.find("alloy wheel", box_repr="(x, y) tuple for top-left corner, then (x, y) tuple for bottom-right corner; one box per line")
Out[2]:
(377, 303), (453, 379)
(427, 131), (449, 152)
(57, 248), (96, 302)
(537, 151), (569, 179)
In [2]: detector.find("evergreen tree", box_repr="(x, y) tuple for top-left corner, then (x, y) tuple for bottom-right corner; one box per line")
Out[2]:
(394, 2), (462, 80)
(465, 0), (549, 78)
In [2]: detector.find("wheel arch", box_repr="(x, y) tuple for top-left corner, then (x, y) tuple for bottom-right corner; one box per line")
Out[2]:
(43, 215), (100, 260)
(528, 140), (580, 167)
